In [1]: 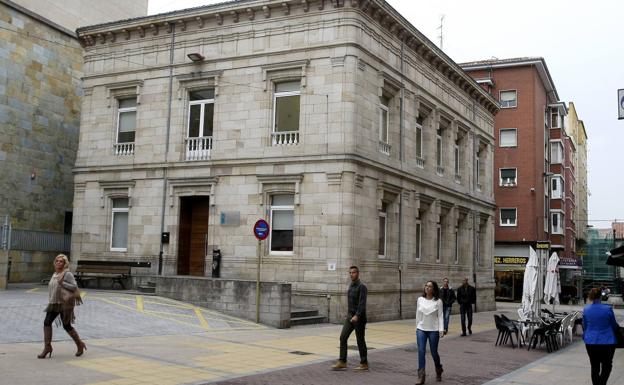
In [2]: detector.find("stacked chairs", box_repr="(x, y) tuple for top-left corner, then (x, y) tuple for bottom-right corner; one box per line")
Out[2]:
(556, 312), (579, 346)
(494, 314), (519, 348)
(500, 314), (525, 347)
(527, 319), (561, 352)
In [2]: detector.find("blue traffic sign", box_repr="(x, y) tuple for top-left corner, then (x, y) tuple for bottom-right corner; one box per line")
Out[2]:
(253, 219), (270, 241)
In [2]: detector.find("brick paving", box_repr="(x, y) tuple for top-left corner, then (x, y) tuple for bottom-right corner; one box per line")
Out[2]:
(213, 329), (552, 385)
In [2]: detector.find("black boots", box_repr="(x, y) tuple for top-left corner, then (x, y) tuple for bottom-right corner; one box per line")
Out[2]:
(435, 365), (443, 381)
(415, 368), (426, 384)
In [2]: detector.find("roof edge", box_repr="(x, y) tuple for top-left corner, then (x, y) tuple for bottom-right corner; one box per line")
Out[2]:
(0, 0), (77, 39)
(460, 57), (560, 103)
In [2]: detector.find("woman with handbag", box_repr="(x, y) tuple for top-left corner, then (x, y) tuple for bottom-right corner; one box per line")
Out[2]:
(583, 287), (620, 384)
(38, 254), (86, 358)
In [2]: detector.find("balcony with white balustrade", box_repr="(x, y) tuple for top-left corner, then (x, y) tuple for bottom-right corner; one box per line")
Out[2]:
(113, 143), (134, 156)
(185, 136), (212, 161)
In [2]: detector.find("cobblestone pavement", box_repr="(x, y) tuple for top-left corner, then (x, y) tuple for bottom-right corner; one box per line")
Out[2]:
(0, 283), (265, 343)
(1, 285), (622, 385)
(213, 328), (550, 385)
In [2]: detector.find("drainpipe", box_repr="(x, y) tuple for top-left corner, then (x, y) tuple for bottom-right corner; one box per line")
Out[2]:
(471, 107), (478, 312)
(158, 23), (176, 275)
(397, 39), (406, 319)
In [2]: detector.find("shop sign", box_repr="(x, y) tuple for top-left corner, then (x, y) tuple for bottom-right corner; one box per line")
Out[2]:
(559, 257), (582, 267)
(535, 241), (550, 250)
(494, 256), (528, 265)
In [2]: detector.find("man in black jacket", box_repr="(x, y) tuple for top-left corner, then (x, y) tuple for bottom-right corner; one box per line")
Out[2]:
(441, 277), (456, 335)
(332, 265), (368, 371)
(456, 277), (476, 336)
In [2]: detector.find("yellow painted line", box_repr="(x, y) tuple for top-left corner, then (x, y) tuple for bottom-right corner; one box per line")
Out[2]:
(194, 307), (211, 330)
(143, 310), (196, 318)
(136, 295), (144, 313)
(143, 300), (194, 310)
(97, 298), (137, 312)
(26, 288), (39, 293)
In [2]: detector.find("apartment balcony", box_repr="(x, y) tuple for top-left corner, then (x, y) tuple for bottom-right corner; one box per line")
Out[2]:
(113, 142), (134, 156)
(378, 140), (391, 155)
(272, 131), (299, 146)
(185, 136), (212, 161)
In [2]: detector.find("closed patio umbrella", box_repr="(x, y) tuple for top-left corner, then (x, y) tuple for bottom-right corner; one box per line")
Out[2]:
(544, 252), (561, 313)
(520, 246), (538, 320)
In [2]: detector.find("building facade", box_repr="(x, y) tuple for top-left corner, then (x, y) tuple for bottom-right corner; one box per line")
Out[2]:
(9, 0), (148, 32)
(0, 0), (147, 288)
(567, 102), (588, 244)
(462, 58), (583, 300)
(73, 0), (498, 321)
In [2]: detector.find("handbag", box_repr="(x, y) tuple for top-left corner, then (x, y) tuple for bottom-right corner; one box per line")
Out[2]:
(616, 326), (624, 349)
(60, 273), (83, 307)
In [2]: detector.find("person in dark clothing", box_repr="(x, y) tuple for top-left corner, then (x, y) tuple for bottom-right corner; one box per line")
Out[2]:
(440, 277), (456, 335)
(332, 265), (368, 371)
(456, 277), (476, 336)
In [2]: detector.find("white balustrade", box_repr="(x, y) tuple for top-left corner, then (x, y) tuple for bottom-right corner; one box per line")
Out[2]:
(378, 140), (391, 155)
(185, 136), (212, 160)
(113, 142), (134, 155)
(272, 131), (299, 146)
(455, 174), (462, 184)
(436, 165), (445, 175)
(416, 157), (425, 168)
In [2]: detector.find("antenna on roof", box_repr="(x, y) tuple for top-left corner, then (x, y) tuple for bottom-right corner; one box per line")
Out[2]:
(437, 15), (445, 50)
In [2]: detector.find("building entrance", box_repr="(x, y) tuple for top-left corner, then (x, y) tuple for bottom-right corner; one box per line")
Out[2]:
(177, 196), (209, 276)
(494, 270), (524, 301)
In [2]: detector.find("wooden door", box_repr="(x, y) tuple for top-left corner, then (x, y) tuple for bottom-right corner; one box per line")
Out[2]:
(177, 196), (209, 276)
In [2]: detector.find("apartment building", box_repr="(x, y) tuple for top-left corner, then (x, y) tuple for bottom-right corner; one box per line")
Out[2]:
(462, 57), (583, 300)
(72, 0), (498, 321)
(567, 102), (588, 244)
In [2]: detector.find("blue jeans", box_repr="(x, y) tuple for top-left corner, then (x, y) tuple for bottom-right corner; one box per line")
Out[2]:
(443, 306), (452, 332)
(416, 329), (441, 370)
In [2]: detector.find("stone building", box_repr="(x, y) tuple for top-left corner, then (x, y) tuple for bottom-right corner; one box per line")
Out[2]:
(73, 0), (498, 321)
(0, 0), (147, 288)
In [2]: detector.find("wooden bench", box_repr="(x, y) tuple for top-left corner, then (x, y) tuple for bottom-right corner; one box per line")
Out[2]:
(75, 260), (151, 289)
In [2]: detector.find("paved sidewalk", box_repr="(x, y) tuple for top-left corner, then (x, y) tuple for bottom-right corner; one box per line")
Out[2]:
(485, 341), (624, 385)
(214, 328), (550, 385)
(1, 285), (622, 385)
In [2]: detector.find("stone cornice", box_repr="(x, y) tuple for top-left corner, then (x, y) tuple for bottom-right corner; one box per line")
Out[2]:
(76, 0), (498, 114)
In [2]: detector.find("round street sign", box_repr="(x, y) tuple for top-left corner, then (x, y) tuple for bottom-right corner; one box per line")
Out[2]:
(253, 219), (270, 241)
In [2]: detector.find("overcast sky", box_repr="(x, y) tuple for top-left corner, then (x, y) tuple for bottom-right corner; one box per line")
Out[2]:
(149, 0), (624, 228)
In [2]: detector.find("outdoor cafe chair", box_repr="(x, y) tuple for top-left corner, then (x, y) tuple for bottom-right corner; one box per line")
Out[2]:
(500, 314), (525, 347)
(528, 320), (560, 353)
(494, 315), (517, 348)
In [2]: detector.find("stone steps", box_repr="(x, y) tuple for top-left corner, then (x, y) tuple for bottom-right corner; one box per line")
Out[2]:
(137, 281), (156, 294)
(290, 307), (326, 326)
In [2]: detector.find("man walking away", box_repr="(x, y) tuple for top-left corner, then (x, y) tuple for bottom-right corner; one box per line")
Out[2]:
(440, 277), (456, 335)
(332, 266), (368, 371)
(457, 278), (476, 336)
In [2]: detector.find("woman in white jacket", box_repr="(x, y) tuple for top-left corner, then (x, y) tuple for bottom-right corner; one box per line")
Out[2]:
(415, 280), (444, 384)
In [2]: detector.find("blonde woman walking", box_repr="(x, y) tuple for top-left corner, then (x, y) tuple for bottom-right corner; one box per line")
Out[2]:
(38, 254), (86, 358)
